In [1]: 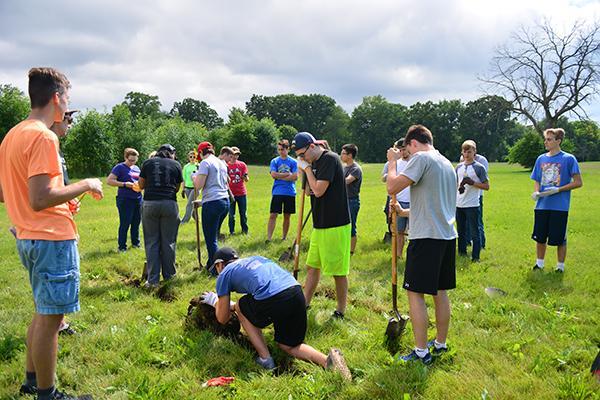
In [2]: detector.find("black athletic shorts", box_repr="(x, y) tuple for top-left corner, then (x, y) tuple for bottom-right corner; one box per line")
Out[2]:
(270, 195), (296, 214)
(238, 285), (306, 347)
(532, 209), (568, 246)
(404, 238), (456, 295)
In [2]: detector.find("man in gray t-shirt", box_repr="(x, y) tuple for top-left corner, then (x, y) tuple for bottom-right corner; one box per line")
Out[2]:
(341, 144), (362, 254)
(386, 124), (457, 365)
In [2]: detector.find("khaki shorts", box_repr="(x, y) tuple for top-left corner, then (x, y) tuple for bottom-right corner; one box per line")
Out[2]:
(305, 224), (351, 276)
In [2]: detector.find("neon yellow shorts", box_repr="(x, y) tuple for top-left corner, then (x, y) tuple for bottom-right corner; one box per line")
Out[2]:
(305, 224), (351, 276)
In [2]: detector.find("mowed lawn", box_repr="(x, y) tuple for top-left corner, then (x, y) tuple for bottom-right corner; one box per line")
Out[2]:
(0, 162), (599, 400)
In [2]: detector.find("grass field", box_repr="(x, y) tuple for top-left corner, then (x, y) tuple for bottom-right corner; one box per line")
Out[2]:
(1, 162), (599, 400)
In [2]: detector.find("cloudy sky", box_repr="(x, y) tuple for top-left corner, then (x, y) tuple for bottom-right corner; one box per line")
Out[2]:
(1, 0), (599, 122)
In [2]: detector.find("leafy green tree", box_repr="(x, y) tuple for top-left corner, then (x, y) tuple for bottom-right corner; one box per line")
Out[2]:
(277, 124), (298, 145)
(149, 117), (206, 163)
(570, 120), (600, 161)
(225, 117), (279, 164)
(62, 111), (113, 176)
(460, 95), (514, 161)
(408, 100), (463, 160)
(323, 105), (351, 152)
(507, 130), (544, 169)
(0, 84), (30, 140)
(349, 96), (409, 162)
(171, 98), (223, 129)
(227, 107), (249, 125)
(246, 93), (339, 136)
(122, 91), (162, 119)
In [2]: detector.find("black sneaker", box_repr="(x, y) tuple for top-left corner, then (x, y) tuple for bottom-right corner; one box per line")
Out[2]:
(19, 383), (37, 395)
(332, 310), (345, 319)
(49, 389), (93, 399)
(532, 264), (543, 271)
(58, 323), (77, 335)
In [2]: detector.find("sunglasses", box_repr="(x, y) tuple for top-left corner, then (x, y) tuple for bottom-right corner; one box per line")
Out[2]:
(63, 115), (74, 124)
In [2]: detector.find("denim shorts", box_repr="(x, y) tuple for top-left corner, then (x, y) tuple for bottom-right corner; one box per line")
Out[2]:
(397, 201), (410, 232)
(17, 239), (80, 315)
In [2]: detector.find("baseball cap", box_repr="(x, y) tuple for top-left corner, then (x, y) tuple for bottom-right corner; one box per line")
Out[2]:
(208, 247), (239, 275)
(198, 141), (213, 153)
(231, 146), (241, 155)
(292, 132), (316, 150)
(158, 143), (176, 153)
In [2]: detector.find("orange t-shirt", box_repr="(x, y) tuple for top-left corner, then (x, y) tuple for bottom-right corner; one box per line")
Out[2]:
(0, 119), (77, 240)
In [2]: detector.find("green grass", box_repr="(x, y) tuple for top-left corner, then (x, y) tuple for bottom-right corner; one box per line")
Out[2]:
(1, 162), (599, 399)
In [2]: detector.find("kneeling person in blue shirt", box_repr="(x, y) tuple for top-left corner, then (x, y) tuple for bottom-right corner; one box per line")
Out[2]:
(201, 247), (351, 380)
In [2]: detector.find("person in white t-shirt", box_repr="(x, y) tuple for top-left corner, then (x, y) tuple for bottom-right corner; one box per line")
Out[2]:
(382, 139), (411, 257)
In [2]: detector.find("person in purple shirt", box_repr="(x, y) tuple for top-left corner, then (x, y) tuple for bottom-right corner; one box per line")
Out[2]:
(107, 148), (142, 252)
(531, 128), (582, 273)
(199, 247), (351, 379)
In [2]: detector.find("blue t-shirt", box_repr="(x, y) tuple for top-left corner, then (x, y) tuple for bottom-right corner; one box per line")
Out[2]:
(216, 256), (299, 300)
(270, 156), (297, 196)
(531, 151), (580, 212)
(111, 163), (142, 200)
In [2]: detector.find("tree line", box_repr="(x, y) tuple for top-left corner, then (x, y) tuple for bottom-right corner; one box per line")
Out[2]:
(2, 86), (600, 176)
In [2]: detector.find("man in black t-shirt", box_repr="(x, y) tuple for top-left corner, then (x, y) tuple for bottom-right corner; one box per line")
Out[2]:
(139, 144), (183, 286)
(293, 132), (351, 319)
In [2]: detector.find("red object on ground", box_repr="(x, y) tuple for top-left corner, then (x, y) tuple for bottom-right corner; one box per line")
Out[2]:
(202, 376), (235, 387)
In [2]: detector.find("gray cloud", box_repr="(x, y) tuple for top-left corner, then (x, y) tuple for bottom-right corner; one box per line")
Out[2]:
(1, 0), (598, 121)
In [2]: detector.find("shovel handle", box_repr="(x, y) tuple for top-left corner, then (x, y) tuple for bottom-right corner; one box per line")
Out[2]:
(390, 199), (398, 286)
(293, 173), (308, 277)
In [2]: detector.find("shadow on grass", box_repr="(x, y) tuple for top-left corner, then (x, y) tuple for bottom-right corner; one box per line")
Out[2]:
(81, 248), (119, 261)
(525, 269), (570, 296)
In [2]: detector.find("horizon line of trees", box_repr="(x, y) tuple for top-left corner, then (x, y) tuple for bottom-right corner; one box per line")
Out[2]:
(1, 85), (599, 176)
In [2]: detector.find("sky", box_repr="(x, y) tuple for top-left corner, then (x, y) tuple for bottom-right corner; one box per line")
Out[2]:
(1, 0), (599, 122)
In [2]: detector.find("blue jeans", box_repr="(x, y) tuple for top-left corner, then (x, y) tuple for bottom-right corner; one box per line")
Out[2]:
(456, 207), (481, 260)
(229, 195), (248, 234)
(478, 195), (486, 248)
(202, 198), (230, 267)
(142, 200), (179, 284)
(348, 197), (360, 237)
(17, 239), (80, 314)
(116, 196), (142, 250)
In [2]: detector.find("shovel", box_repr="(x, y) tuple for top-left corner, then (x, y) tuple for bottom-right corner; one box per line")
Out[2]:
(193, 190), (204, 270)
(384, 201), (409, 353)
(292, 174), (309, 279)
(279, 208), (312, 263)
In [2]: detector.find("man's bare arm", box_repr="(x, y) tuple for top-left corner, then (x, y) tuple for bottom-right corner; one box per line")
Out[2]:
(29, 175), (103, 211)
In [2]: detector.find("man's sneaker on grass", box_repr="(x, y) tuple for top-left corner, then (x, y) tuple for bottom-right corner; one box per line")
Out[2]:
(555, 264), (565, 273)
(255, 356), (276, 370)
(532, 264), (543, 271)
(39, 388), (92, 400)
(326, 348), (352, 381)
(398, 350), (433, 365)
(426, 339), (448, 355)
(19, 383), (37, 395)
(332, 310), (345, 320)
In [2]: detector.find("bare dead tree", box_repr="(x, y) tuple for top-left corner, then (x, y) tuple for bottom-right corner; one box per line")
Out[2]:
(481, 20), (600, 134)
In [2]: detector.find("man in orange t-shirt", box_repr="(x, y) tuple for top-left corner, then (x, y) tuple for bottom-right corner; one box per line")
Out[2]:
(0, 68), (103, 400)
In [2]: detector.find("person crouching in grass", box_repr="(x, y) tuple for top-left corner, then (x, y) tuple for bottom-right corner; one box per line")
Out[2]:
(200, 247), (351, 380)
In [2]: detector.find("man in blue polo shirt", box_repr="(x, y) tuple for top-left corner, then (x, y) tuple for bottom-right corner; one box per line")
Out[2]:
(199, 247), (351, 380)
(531, 128), (582, 273)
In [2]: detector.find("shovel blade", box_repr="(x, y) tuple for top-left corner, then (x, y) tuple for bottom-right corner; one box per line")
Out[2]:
(279, 248), (292, 262)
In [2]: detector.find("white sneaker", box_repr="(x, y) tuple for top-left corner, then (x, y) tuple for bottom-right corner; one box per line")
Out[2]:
(555, 265), (565, 273)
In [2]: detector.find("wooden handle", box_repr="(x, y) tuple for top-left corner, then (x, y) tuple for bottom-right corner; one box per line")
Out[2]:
(293, 173), (307, 276)
(390, 198), (398, 286)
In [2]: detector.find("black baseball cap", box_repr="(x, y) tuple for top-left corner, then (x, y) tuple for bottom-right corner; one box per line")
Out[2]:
(208, 247), (239, 275)
(158, 143), (176, 153)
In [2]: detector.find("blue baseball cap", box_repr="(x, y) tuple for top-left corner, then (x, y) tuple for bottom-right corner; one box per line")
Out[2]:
(292, 132), (316, 150)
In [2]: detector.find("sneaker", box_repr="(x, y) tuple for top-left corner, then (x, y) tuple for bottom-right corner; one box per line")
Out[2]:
(426, 339), (448, 355)
(255, 356), (276, 370)
(19, 383), (37, 395)
(118, 248), (127, 253)
(532, 264), (543, 271)
(143, 281), (159, 289)
(50, 389), (93, 399)
(555, 265), (564, 273)
(332, 310), (345, 320)
(58, 323), (77, 335)
(398, 350), (433, 365)
(131, 244), (142, 249)
(326, 348), (352, 381)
